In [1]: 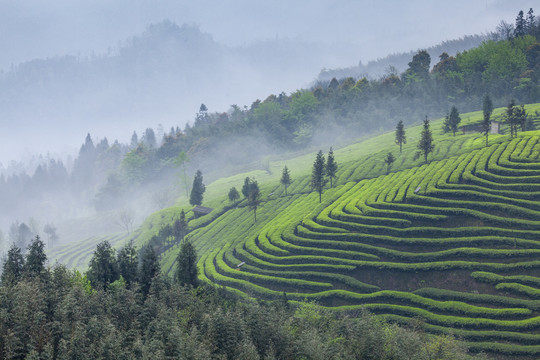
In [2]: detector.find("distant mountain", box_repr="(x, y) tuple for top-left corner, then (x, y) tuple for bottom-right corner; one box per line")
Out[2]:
(0, 21), (361, 162)
(318, 34), (490, 81)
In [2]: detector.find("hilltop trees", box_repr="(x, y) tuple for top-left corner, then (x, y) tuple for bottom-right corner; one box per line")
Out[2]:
(280, 166), (292, 195)
(395, 120), (406, 153)
(190, 170), (206, 206)
(482, 94), (494, 146)
(416, 117), (435, 163)
(326, 147), (338, 188)
(311, 150), (328, 203)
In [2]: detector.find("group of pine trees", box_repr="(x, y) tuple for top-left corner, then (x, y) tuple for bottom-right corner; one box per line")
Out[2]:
(227, 177), (262, 222)
(311, 148), (338, 203)
(0, 235), (486, 359)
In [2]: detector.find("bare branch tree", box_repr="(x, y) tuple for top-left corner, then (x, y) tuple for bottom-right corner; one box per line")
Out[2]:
(118, 208), (135, 234)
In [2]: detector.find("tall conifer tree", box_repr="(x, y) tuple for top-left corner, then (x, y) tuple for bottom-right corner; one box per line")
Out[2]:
(326, 148), (338, 188)
(189, 170), (206, 206)
(311, 150), (327, 203)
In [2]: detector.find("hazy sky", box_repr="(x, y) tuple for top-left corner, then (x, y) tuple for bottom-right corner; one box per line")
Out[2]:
(0, 0), (533, 71)
(0, 0), (534, 164)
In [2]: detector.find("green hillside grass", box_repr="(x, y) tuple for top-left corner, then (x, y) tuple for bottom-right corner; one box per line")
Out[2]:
(49, 103), (540, 357)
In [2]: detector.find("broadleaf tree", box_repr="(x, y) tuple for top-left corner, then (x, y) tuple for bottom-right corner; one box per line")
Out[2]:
(384, 152), (395, 174)
(228, 187), (240, 204)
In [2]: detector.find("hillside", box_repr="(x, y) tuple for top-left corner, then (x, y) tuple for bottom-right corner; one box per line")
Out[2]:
(49, 103), (540, 357)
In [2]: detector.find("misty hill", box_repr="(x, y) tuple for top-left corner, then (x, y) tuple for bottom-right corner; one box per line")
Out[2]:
(0, 21), (361, 162)
(318, 34), (489, 80)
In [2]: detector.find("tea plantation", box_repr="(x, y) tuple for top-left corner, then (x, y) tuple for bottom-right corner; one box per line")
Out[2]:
(50, 104), (540, 357)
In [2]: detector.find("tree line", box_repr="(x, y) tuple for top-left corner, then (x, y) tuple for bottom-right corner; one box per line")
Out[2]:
(0, 236), (487, 360)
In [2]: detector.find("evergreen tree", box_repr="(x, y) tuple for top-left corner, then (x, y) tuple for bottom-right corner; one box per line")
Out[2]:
(1, 243), (24, 286)
(242, 177), (251, 199)
(175, 239), (199, 288)
(311, 150), (328, 203)
(384, 152), (395, 174)
(117, 240), (138, 288)
(326, 148), (338, 188)
(228, 187), (240, 204)
(526, 8), (535, 34)
(130, 131), (139, 148)
(506, 99), (518, 137)
(442, 112), (451, 134)
(24, 235), (47, 279)
(280, 166), (292, 195)
(515, 10), (526, 37)
(87, 240), (119, 290)
(395, 120), (406, 153)
(142, 128), (157, 148)
(482, 94), (494, 146)
(189, 170), (206, 206)
(416, 117), (435, 163)
(139, 246), (160, 297)
(173, 210), (188, 241)
(247, 179), (261, 222)
(448, 106), (461, 136)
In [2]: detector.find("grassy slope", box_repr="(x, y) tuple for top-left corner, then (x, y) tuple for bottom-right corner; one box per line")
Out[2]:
(48, 104), (540, 357)
(48, 104), (539, 268)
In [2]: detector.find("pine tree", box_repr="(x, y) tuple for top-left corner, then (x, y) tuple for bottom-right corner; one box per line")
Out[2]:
(326, 148), (338, 188)
(384, 152), (395, 174)
(189, 170), (206, 206)
(311, 150), (328, 203)
(515, 10), (526, 37)
(228, 187), (240, 204)
(87, 240), (119, 290)
(280, 166), (292, 195)
(24, 235), (47, 279)
(482, 94), (494, 146)
(395, 120), (407, 153)
(1, 243), (24, 286)
(173, 210), (188, 241)
(448, 106), (461, 136)
(526, 8), (535, 34)
(117, 240), (138, 288)
(175, 240), (199, 288)
(506, 99), (517, 137)
(242, 177), (251, 199)
(416, 117), (435, 163)
(244, 178), (262, 222)
(139, 246), (160, 297)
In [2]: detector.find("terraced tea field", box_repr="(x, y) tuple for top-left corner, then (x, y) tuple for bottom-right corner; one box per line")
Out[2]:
(49, 104), (540, 357)
(195, 134), (540, 357)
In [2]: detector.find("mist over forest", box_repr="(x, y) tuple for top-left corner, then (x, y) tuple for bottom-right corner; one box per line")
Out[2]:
(0, 2), (538, 259)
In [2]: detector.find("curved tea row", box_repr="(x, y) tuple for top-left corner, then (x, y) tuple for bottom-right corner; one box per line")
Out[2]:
(201, 135), (540, 356)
